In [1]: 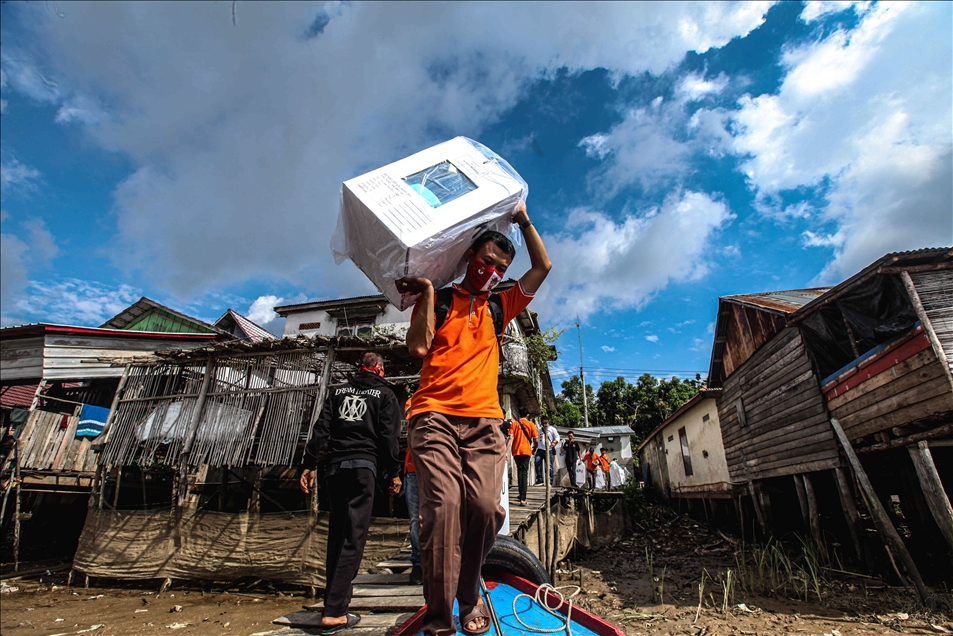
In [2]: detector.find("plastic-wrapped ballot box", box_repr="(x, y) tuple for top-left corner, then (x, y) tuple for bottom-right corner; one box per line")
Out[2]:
(331, 137), (527, 309)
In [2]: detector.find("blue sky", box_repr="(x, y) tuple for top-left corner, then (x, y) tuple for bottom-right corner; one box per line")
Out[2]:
(2, 1), (951, 388)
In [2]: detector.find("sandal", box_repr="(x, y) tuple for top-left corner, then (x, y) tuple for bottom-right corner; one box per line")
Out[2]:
(459, 600), (491, 635)
(316, 612), (361, 634)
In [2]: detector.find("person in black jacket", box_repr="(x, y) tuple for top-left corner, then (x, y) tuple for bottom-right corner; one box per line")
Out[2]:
(299, 351), (402, 634)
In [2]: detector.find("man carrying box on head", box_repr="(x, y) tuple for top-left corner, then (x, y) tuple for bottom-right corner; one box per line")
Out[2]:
(299, 352), (403, 634)
(398, 202), (552, 636)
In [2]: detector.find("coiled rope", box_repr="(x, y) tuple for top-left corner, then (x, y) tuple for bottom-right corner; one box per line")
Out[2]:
(511, 583), (582, 635)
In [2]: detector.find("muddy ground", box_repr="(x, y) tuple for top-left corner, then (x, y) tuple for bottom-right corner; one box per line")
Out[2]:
(2, 503), (952, 635)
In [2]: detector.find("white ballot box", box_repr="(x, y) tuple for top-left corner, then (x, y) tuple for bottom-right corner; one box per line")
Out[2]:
(332, 137), (527, 309)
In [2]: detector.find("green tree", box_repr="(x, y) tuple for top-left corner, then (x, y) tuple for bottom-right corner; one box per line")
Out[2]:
(557, 375), (598, 425)
(549, 401), (582, 428)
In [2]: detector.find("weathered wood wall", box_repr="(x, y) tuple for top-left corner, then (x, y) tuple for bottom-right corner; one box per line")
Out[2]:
(720, 303), (788, 380)
(826, 332), (953, 441)
(719, 327), (839, 482)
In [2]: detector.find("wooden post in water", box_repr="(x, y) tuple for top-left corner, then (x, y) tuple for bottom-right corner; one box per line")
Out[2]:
(908, 441), (953, 552)
(543, 419), (552, 579)
(830, 417), (929, 602)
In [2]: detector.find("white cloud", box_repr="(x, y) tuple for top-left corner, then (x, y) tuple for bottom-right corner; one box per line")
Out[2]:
(536, 190), (732, 321)
(676, 72), (729, 102)
(600, 345), (616, 353)
(645, 334), (659, 343)
(1, 2), (770, 299)
(723, 244), (741, 257)
(3, 279), (140, 327)
(730, 2), (952, 279)
(800, 1), (866, 24)
(0, 154), (41, 195)
(0, 213), (59, 325)
(801, 230), (842, 249)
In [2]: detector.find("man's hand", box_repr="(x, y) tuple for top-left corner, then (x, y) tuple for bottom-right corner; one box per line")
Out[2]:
(299, 469), (316, 495)
(396, 276), (433, 295)
(513, 201), (529, 226)
(388, 476), (402, 496)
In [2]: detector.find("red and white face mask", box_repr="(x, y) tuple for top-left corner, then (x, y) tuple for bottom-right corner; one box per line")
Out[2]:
(467, 258), (503, 293)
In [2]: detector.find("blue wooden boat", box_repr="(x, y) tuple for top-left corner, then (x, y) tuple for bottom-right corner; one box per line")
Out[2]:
(392, 570), (625, 636)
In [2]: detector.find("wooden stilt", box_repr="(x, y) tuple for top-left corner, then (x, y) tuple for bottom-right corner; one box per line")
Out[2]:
(13, 446), (21, 573)
(794, 474), (809, 524)
(908, 441), (953, 552)
(802, 473), (824, 551)
(112, 466), (123, 510)
(739, 448), (766, 533)
(159, 577), (172, 595)
(830, 417), (929, 602)
(834, 467), (864, 561)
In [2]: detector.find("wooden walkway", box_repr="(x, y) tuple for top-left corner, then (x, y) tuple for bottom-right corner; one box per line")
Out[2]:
(258, 484), (564, 635)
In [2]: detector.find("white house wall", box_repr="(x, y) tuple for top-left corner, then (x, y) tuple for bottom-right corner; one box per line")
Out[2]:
(659, 397), (731, 496)
(282, 305), (412, 337)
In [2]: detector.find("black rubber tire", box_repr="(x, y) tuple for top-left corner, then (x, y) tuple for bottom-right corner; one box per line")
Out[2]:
(482, 535), (552, 587)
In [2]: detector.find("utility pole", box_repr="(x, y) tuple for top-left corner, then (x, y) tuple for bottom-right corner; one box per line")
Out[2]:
(576, 317), (589, 427)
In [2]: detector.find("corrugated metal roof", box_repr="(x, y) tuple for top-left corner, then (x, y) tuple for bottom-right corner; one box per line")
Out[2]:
(101, 297), (228, 335)
(0, 383), (38, 408)
(724, 288), (831, 314)
(214, 309), (278, 343)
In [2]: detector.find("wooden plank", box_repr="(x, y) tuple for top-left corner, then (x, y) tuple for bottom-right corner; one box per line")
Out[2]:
(857, 423), (953, 454)
(908, 441), (953, 552)
(829, 416), (929, 602)
(741, 364), (816, 420)
(722, 396), (827, 446)
(745, 356), (817, 411)
(827, 348), (936, 411)
(842, 387), (953, 441)
(352, 585), (422, 597)
(376, 560), (412, 571)
(725, 422), (833, 463)
(838, 374), (953, 434)
(353, 573), (415, 585)
(830, 358), (944, 420)
(305, 596), (425, 611)
(746, 448), (842, 480)
(743, 375), (824, 426)
(740, 351), (812, 405)
(740, 439), (840, 469)
(274, 612), (414, 628)
(736, 457), (841, 482)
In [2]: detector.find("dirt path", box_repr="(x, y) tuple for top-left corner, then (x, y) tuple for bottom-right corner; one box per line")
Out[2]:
(561, 503), (953, 635)
(3, 503), (952, 635)
(0, 580), (306, 636)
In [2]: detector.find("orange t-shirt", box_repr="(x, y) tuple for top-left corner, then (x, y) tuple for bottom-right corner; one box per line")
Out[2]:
(584, 452), (599, 471)
(404, 447), (415, 474)
(409, 282), (534, 419)
(511, 418), (538, 457)
(599, 455), (611, 471)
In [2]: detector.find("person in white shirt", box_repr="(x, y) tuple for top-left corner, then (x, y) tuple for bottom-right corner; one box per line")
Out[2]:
(533, 416), (560, 485)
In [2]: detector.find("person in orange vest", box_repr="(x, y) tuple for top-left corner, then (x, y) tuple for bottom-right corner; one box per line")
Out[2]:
(583, 446), (600, 490)
(599, 448), (611, 491)
(511, 408), (538, 506)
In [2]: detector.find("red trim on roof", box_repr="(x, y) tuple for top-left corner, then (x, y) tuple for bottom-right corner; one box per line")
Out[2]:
(1, 324), (219, 340)
(823, 329), (931, 401)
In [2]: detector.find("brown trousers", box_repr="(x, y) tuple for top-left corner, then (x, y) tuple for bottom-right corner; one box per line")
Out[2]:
(409, 412), (506, 636)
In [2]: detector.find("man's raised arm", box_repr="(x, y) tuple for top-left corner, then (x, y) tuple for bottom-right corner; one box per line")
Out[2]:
(397, 278), (435, 358)
(513, 202), (552, 294)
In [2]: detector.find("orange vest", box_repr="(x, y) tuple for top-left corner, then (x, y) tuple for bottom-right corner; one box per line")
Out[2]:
(511, 418), (538, 457)
(409, 283), (533, 419)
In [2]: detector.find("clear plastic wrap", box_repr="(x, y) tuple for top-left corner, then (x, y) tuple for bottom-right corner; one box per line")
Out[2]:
(331, 137), (528, 309)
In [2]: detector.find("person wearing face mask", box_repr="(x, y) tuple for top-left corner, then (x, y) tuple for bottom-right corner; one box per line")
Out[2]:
(396, 202), (552, 636)
(299, 352), (403, 634)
